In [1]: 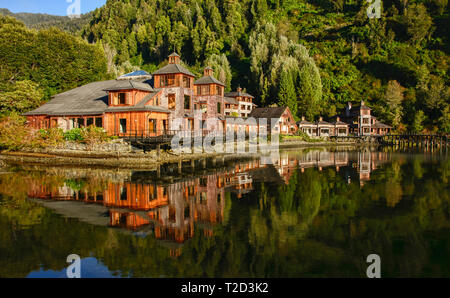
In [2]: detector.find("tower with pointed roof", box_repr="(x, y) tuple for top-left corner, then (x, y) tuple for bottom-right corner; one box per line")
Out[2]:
(193, 66), (226, 132)
(152, 53), (196, 131)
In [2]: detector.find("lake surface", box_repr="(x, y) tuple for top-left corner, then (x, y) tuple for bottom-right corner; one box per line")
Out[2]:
(0, 147), (448, 278)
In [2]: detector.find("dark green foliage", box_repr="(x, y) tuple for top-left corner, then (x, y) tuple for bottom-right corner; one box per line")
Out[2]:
(78, 0), (448, 132)
(0, 16), (109, 115)
(1, 0), (448, 132)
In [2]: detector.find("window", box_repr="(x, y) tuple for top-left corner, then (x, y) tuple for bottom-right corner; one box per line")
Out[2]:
(86, 118), (94, 126)
(216, 85), (222, 96)
(163, 74), (175, 87)
(77, 118), (85, 128)
(119, 93), (126, 105)
(183, 76), (190, 88)
(119, 119), (127, 133)
(202, 85), (210, 95)
(168, 94), (176, 110)
(362, 118), (369, 124)
(184, 95), (191, 110)
(95, 118), (103, 128)
(217, 102), (221, 114)
(120, 187), (127, 201)
(111, 93), (118, 105)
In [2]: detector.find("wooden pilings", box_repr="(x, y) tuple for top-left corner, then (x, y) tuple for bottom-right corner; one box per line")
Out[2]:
(381, 134), (448, 152)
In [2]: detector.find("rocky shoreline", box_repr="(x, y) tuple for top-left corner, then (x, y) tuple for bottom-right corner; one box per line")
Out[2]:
(0, 139), (360, 169)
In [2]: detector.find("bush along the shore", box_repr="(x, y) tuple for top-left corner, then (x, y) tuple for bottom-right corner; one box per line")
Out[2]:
(0, 115), (115, 151)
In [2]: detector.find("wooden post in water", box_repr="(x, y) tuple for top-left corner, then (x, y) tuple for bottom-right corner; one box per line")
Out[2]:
(178, 160), (182, 174)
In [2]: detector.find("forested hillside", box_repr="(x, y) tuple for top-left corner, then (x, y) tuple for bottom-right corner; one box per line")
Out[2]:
(80, 0), (449, 132)
(0, 16), (109, 114)
(0, 0), (448, 132)
(0, 8), (92, 33)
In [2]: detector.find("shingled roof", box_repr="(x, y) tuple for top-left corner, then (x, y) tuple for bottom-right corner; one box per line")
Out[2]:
(249, 107), (288, 119)
(103, 80), (154, 92)
(224, 90), (254, 99)
(194, 75), (225, 86)
(23, 79), (156, 116)
(152, 63), (195, 77)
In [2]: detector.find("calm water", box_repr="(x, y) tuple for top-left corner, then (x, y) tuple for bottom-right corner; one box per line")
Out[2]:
(0, 148), (448, 278)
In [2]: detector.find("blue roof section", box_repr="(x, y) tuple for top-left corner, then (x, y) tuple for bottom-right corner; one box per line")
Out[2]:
(119, 70), (151, 77)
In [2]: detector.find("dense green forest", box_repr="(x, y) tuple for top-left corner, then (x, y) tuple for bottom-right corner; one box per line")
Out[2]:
(0, 0), (449, 132)
(0, 16), (108, 113)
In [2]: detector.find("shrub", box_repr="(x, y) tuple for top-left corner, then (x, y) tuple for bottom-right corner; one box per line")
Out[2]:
(0, 114), (35, 150)
(80, 126), (110, 145)
(38, 128), (64, 146)
(63, 128), (84, 142)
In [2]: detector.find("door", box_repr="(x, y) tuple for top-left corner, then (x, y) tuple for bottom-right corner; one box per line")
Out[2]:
(148, 119), (156, 136)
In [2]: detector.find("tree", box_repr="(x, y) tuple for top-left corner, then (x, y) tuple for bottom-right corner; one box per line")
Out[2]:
(205, 54), (232, 91)
(278, 71), (297, 118)
(384, 80), (404, 128)
(412, 110), (425, 133)
(402, 4), (433, 45)
(0, 80), (44, 114)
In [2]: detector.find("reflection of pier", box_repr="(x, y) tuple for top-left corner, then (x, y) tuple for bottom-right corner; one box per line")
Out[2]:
(24, 149), (390, 255)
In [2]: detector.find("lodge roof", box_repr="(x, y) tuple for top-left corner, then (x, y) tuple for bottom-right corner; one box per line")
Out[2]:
(224, 90), (254, 99)
(333, 120), (349, 126)
(152, 63), (195, 77)
(248, 107), (288, 119)
(316, 119), (333, 126)
(23, 79), (156, 116)
(224, 97), (239, 105)
(372, 121), (392, 128)
(103, 80), (154, 92)
(194, 75), (225, 86)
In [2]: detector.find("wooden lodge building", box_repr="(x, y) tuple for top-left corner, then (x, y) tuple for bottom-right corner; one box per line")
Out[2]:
(331, 101), (392, 136)
(298, 100), (392, 137)
(24, 52), (264, 136)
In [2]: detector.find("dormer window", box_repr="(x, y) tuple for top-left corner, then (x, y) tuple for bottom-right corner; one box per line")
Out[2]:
(119, 93), (126, 105)
(111, 92), (128, 105)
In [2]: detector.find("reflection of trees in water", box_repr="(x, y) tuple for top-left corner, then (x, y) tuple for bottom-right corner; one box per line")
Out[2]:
(0, 155), (449, 277)
(248, 169), (322, 258)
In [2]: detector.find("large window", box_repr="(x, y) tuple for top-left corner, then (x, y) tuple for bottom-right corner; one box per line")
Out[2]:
(202, 85), (210, 95)
(119, 93), (126, 105)
(119, 119), (127, 133)
(163, 74), (175, 87)
(86, 118), (94, 126)
(184, 95), (191, 110)
(168, 94), (176, 110)
(362, 118), (369, 124)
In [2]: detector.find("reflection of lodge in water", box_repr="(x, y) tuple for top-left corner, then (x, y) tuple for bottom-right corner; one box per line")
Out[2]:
(26, 150), (389, 250)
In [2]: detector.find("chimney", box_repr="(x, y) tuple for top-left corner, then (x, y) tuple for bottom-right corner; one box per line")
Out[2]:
(319, 116), (323, 122)
(204, 66), (213, 77)
(301, 116), (305, 121)
(237, 86), (242, 93)
(337, 117), (340, 122)
(361, 100), (365, 106)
